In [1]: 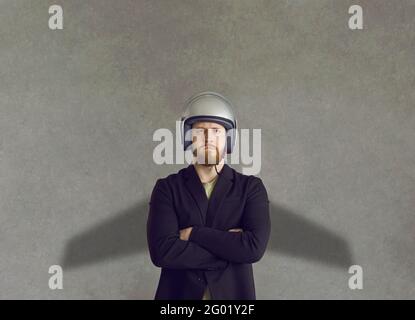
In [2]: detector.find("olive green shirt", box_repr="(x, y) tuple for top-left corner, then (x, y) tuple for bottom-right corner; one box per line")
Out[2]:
(201, 175), (218, 300)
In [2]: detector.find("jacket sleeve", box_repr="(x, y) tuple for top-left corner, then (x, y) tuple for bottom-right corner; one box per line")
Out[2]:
(189, 176), (271, 264)
(147, 178), (229, 270)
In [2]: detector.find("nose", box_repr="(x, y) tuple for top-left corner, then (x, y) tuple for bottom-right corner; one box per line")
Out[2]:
(205, 131), (216, 144)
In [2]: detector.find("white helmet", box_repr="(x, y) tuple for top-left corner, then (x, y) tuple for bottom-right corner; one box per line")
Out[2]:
(180, 91), (238, 154)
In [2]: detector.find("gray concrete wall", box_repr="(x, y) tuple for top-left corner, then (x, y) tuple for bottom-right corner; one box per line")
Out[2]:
(0, 0), (414, 299)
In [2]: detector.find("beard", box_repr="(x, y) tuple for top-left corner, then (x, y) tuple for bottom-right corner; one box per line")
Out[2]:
(193, 145), (222, 166)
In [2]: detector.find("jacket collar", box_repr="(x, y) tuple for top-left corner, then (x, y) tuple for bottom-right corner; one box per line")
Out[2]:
(183, 162), (234, 182)
(183, 163), (234, 227)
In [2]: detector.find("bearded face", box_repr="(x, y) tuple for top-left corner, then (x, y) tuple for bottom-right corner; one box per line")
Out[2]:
(191, 122), (227, 166)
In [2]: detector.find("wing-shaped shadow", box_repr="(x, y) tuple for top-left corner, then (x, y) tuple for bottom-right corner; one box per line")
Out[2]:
(61, 201), (353, 269)
(61, 202), (149, 269)
(269, 205), (353, 268)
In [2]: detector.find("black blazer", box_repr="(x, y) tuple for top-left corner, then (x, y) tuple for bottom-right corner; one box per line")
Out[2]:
(146, 164), (270, 300)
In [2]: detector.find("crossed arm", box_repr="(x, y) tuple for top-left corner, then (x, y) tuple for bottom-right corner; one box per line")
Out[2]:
(187, 177), (270, 264)
(147, 177), (270, 270)
(147, 179), (228, 270)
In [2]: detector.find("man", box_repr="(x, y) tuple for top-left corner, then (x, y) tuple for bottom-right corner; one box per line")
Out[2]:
(147, 92), (270, 300)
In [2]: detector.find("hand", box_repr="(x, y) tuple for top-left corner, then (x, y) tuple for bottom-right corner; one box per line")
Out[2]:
(228, 228), (243, 232)
(179, 226), (193, 241)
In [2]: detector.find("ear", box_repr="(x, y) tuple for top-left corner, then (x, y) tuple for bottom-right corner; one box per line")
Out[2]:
(226, 135), (232, 153)
(226, 128), (237, 154)
(183, 123), (193, 151)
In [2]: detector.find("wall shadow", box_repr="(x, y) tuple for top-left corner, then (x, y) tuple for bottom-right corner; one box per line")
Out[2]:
(62, 200), (353, 270)
(268, 204), (353, 268)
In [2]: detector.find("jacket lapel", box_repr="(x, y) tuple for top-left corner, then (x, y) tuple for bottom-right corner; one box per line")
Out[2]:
(183, 164), (234, 227)
(184, 164), (209, 224)
(205, 164), (233, 228)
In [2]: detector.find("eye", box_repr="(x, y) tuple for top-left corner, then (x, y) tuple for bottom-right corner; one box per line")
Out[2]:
(193, 128), (205, 135)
